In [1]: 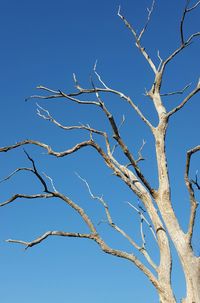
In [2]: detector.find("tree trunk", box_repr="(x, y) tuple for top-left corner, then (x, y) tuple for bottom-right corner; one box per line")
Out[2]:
(158, 284), (176, 303)
(159, 293), (176, 303)
(181, 254), (200, 303)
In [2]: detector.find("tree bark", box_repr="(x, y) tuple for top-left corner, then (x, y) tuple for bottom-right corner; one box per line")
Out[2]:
(181, 253), (200, 303)
(153, 118), (200, 303)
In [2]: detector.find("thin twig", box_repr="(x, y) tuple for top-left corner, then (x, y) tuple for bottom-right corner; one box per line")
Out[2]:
(126, 201), (158, 242)
(136, 140), (146, 164)
(43, 172), (57, 192)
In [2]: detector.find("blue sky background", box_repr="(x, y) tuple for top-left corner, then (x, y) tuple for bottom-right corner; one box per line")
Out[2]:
(0, 1), (199, 302)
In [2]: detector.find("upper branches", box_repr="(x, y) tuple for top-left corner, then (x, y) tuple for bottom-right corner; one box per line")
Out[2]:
(180, 0), (200, 45)
(27, 73), (155, 196)
(118, 1), (157, 74)
(159, 0), (200, 77)
(117, 1), (199, 124)
(30, 78), (153, 131)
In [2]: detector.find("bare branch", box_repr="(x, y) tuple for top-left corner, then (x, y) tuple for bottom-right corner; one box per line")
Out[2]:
(140, 216), (146, 249)
(186, 0), (200, 12)
(36, 86), (59, 94)
(0, 167), (33, 184)
(0, 139), (131, 199)
(0, 152), (51, 194)
(180, 0), (200, 45)
(27, 86), (100, 106)
(43, 172), (58, 192)
(157, 50), (163, 71)
(23, 149), (49, 192)
(167, 80), (200, 117)
(76, 173), (157, 271)
(33, 82), (154, 131)
(161, 83), (191, 97)
(136, 140), (146, 164)
(92, 94), (155, 195)
(180, 0), (190, 45)
(138, 0), (156, 41)
(85, 77), (155, 196)
(118, 5), (157, 74)
(191, 170), (200, 190)
(36, 103), (105, 136)
(0, 193), (53, 207)
(185, 145), (200, 243)
(159, 1), (200, 74)
(119, 114), (126, 130)
(93, 60), (109, 89)
(76, 173), (139, 247)
(110, 115), (126, 155)
(58, 90), (100, 106)
(92, 63), (154, 129)
(126, 201), (158, 243)
(6, 231), (96, 249)
(72, 73), (82, 90)
(0, 139), (99, 158)
(6, 229), (159, 289)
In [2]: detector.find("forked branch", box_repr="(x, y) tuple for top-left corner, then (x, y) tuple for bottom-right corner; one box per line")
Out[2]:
(167, 80), (200, 117)
(126, 201), (158, 243)
(76, 173), (157, 271)
(0, 160), (159, 287)
(118, 2), (157, 74)
(160, 0), (200, 75)
(180, 0), (200, 45)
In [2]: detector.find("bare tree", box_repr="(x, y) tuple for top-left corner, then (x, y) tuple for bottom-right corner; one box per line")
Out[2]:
(1, 1), (200, 302)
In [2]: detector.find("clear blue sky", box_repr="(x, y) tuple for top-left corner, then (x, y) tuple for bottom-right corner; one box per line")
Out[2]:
(0, 1), (199, 302)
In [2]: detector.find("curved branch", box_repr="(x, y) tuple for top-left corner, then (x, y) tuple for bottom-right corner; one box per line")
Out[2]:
(0, 193), (53, 207)
(180, 0), (200, 45)
(6, 231), (96, 249)
(6, 230), (160, 291)
(0, 167), (33, 183)
(185, 145), (200, 244)
(0, 139), (99, 158)
(159, 1), (200, 75)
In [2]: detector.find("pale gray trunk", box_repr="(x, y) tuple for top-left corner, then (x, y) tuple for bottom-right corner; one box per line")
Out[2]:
(158, 255), (200, 303)
(181, 254), (200, 303)
(157, 279), (176, 303)
(159, 292), (176, 303)
(153, 115), (200, 303)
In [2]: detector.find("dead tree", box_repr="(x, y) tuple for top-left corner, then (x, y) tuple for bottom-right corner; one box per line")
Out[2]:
(0, 1), (200, 302)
